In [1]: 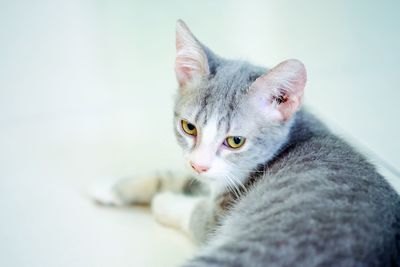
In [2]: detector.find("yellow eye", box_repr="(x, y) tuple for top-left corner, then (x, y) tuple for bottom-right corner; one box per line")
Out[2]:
(225, 136), (246, 149)
(181, 120), (197, 136)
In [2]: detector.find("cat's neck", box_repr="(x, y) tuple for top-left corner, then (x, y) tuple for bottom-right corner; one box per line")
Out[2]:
(285, 109), (328, 147)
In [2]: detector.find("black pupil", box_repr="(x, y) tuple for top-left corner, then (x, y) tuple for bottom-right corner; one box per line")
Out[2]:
(187, 123), (195, 131)
(233, 137), (241, 144)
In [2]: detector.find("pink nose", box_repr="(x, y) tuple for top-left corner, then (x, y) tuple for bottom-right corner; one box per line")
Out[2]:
(190, 162), (209, 173)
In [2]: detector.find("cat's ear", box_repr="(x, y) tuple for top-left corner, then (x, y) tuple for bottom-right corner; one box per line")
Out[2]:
(248, 59), (307, 121)
(175, 19), (210, 87)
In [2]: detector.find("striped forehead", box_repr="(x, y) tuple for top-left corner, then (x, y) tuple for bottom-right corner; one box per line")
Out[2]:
(181, 61), (266, 132)
(193, 88), (238, 133)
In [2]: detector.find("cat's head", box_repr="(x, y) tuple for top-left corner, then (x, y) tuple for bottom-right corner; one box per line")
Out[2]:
(173, 20), (307, 190)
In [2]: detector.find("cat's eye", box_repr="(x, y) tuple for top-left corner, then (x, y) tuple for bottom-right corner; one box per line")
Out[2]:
(181, 120), (197, 136)
(224, 136), (246, 149)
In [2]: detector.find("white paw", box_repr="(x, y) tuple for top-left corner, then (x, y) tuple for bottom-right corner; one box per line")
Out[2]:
(89, 180), (126, 206)
(151, 192), (179, 227)
(151, 192), (202, 231)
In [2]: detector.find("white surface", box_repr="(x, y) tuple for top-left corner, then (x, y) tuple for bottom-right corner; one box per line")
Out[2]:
(0, 0), (399, 266)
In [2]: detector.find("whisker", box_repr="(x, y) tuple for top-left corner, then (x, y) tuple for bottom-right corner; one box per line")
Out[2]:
(227, 174), (243, 199)
(225, 175), (240, 199)
(230, 173), (247, 193)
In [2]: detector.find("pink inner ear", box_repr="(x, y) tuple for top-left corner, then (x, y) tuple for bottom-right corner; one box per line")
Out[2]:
(277, 86), (304, 121)
(175, 20), (209, 87)
(249, 59), (307, 121)
(175, 65), (192, 87)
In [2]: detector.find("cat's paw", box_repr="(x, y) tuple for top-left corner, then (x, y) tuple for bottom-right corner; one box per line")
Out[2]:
(151, 192), (181, 227)
(151, 192), (202, 231)
(89, 180), (126, 206)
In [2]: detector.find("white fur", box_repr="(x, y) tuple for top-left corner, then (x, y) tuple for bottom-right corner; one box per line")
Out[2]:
(90, 172), (189, 206)
(180, 118), (249, 194)
(151, 192), (205, 234)
(89, 179), (126, 206)
(189, 118), (219, 167)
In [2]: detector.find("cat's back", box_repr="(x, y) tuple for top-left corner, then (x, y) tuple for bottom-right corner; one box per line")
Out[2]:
(193, 110), (400, 267)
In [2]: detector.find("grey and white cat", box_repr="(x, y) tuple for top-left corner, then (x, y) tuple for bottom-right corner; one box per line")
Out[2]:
(92, 20), (400, 266)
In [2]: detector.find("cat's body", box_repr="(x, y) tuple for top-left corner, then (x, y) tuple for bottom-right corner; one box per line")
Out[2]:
(185, 109), (400, 266)
(91, 20), (400, 266)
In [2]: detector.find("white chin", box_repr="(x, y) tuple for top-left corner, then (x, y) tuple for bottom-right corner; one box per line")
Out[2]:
(194, 173), (216, 182)
(192, 173), (228, 194)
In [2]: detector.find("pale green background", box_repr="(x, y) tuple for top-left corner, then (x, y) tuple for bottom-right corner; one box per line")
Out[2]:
(0, 1), (399, 266)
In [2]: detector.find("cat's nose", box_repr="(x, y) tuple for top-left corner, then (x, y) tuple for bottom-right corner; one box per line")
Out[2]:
(190, 161), (209, 173)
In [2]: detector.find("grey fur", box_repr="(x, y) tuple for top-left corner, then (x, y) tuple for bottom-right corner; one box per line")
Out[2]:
(174, 57), (291, 179)
(174, 35), (400, 266)
(184, 111), (400, 266)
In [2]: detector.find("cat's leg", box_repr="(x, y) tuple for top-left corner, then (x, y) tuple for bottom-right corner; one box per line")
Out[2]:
(90, 171), (195, 206)
(151, 192), (216, 243)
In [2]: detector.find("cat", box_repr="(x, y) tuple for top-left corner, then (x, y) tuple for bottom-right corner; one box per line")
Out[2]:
(91, 19), (400, 266)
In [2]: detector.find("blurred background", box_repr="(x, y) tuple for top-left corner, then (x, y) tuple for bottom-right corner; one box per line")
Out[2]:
(0, 0), (399, 266)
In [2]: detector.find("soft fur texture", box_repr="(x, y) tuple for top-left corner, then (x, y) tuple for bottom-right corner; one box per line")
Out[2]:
(92, 20), (400, 267)
(185, 111), (400, 266)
